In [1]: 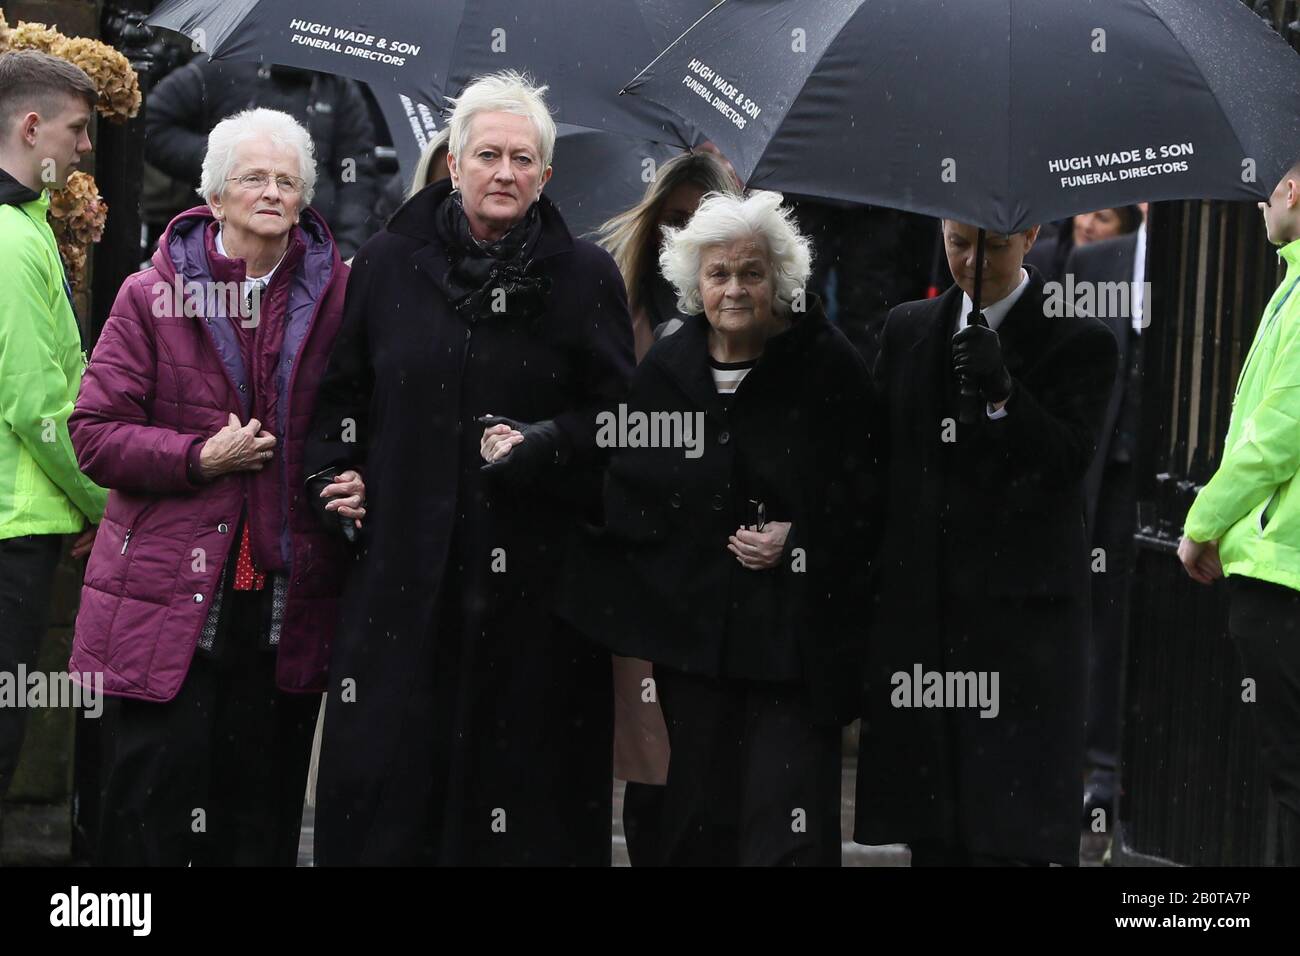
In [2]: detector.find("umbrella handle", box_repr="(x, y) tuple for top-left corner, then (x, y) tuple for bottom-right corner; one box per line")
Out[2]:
(957, 378), (984, 425)
(957, 228), (988, 424)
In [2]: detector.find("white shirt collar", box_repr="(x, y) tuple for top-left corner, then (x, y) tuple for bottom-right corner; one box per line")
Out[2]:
(957, 267), (1031, 333)
(215, 227), (286, 291)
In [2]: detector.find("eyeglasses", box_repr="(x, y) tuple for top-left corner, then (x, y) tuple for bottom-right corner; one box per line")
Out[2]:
(226, 172), (305, 194)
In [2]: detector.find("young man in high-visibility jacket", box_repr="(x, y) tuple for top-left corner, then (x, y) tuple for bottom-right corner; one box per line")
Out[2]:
(0, 51), (106, 823)
(1181, 160), (1300, 866)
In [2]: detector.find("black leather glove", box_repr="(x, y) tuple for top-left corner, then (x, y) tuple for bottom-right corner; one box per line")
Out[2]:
(477, 415), (571, 490)
(952, 322), (1013, 404)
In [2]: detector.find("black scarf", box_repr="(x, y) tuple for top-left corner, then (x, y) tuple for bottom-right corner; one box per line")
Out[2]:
(434, 192), (549, 322)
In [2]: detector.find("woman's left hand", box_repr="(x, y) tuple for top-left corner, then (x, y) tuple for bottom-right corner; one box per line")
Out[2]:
(480, 422), (524, 463)
(321, 469), (367, 527)
(728, 521), (792, 571)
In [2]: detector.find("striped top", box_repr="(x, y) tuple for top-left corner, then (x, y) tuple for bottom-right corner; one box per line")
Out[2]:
(709, 356), (758, 395)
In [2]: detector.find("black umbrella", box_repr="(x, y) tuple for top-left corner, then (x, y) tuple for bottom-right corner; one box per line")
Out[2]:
(621, 0), (1300, 418)
(621, 0), (1300, 232)
(146, 1), (703, 241)
(147, 0), (722, 144)
(544, 127), (687, 239)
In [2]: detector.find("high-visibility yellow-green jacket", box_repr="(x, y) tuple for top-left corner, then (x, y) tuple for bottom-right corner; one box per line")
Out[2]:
(0, 175), (106, 539)
(1185, 236), (1300, 592)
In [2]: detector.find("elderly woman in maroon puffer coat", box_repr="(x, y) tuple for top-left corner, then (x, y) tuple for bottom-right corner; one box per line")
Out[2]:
(68, 108), (351, 866)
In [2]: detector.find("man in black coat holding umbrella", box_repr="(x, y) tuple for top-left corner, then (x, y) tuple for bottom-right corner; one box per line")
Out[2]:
(855, 220), (1118, 866)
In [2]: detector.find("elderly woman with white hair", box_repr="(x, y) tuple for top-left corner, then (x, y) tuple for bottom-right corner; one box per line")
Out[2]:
(561, 190), (880, 866)
(305, 71), (633, 865)
(68, 107), (351, 865)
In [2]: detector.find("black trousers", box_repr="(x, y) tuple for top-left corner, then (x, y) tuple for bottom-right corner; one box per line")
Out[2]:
(1228, 575), (1300, 866)
(0, 534), (63, 798)
(95, 587), (320, 866)
(1087, 460), (1137, 771)
(654, 665), (841, 866)
(622, 781), (666, 867)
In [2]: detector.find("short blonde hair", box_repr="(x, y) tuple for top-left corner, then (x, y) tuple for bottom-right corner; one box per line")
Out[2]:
(408, 127), (452, 199)
(659, 191), (812, 315)
(446, 70), (556, 169)
(199, 107), (316, 206)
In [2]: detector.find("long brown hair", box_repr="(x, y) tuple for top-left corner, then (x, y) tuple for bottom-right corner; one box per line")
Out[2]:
(592, 150), (741, 313)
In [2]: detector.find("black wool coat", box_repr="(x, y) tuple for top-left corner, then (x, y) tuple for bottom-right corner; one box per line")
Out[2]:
(560, 300), (880, 725)
(1062, 231), (1142, 530)
(304, 179), (634, 865)
(854, 268), (1118, 864)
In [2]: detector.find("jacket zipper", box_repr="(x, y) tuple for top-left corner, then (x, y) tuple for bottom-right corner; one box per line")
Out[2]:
(120, 500), (161, 555)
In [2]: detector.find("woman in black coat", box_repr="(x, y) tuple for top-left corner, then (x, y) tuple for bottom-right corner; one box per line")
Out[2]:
(590, 149), (742, 867)
(561, 191), (880, 866)
(304, 72), (633, 865)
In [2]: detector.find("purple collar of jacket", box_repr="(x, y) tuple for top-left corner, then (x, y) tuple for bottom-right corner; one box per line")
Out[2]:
(156, 203), (336, 288)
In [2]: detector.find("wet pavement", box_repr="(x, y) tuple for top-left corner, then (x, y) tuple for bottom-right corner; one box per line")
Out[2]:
(2, 762), (1101, 866)
(294, 760), (913, 867)
(293, 756), (1108, 866)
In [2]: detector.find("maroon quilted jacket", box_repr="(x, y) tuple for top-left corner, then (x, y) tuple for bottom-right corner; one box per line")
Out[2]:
(68, 205), (349, 701)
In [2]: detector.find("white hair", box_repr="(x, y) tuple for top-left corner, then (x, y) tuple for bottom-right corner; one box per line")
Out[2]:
(198, 107), (317, 207)
(659, 190), (812, 315)
(445, 70), (556, 170)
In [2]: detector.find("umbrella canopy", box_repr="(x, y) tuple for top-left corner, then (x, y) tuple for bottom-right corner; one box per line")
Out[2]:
(621, 0), (1300, 233)
(543, 127), (687, 239)
(147, 0), (721, 145)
